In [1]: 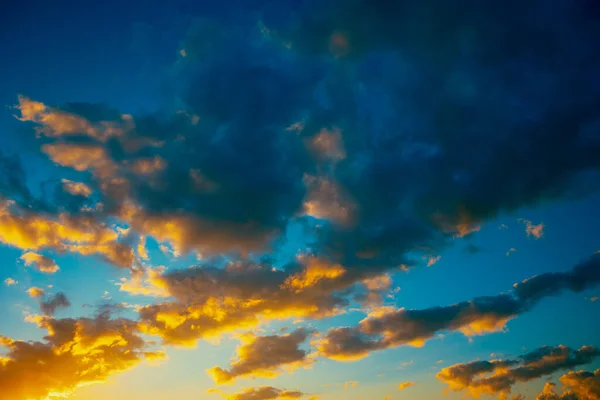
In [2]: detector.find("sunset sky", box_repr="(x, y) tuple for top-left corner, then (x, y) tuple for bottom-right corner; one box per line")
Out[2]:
(1, 1), (600, 399)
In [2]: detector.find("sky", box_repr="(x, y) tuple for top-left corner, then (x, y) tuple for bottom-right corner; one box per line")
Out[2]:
(0, 1), (600, 399)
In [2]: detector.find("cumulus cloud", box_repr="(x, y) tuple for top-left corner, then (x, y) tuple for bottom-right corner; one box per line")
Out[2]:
(0, 200), (134, 268)
(61, 179), (92, 198)
(437, 345), (600, 398)
(3, 278), (17, 286)
(132, 256), (367, 346)
(0, 312), (164, 400)
(209, 386), (311, 400)
(318, 254), (600, 361)
(559, 368), (600, 399)
(0, 200), (134, 272)
(27, 287), (45, 298)
(536, 382), (580, 400)
(207, 328), (314, 384)
(20, 252), (59, 274)
(519, 219), (545, 239)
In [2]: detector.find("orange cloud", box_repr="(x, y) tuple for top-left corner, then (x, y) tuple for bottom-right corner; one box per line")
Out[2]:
(27, 286), (45, 298)
(519, 219), (544, 239)
(3, 278), (17, 286)
(209, 386), (311, 400)
(437, 346), (600, 399)
(432, 209), (481, 238)
(0, 201), (134, 268)
(207, 328), (314, 385)
(61, 179), (92, 198)
(129, 156), (167, 175)
(0, 313), (162, 400)
(302, 175), (356, 225)
(134, 259), (354, 346)
(282, 257), (346, 293)
(20, 252), (59, 274)
(15, 95), (132, 142)
(317, 299), (518, 362)
(42, 143), (117, 177)
(559, 368), (600, 399)
(307, 128), (346, 162)
(343, 381), (359, 390)
(397, 381), (416, 391)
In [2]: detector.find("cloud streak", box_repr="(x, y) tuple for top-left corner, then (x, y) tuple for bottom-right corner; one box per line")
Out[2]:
(317, 254), (600, 361)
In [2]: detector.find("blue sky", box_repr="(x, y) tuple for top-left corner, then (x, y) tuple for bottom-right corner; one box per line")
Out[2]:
(1, 1), (600, 399)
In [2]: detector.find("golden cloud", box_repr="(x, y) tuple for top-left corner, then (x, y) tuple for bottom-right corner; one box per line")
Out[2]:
(61, 179), (93, 198)
(207, 328), (314, 385)
(0, 201), (134, 268)
(209, 386), (311, 400)
(0, 313), (162, 400)
(15, 95), (132, 142)
(20, 252), (60, 274)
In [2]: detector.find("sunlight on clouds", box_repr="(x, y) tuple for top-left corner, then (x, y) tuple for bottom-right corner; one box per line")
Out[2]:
(282, 257), (346, 293)
(432, 209), (481, 238)
(129, 156), (167, 175)
(208, 386), (314, 400)
(15, 95), (133, 142)
(2, 2), (600, 399)
(207, 328), (315, 385)
(343, 380), (358, 390)
(437, 345), (600, 398)
(397, 381), (415, 391)
(0, 200), (133, 268)
(0, 313), (163, 400)
(302, 175), (356, 226)
(118, 266), (169, 298)
(519, 219), (545, 239)
(3, 278), (17, 286)
(61, 179), (92, 198)
(42, 143), (118, 177)
(307, 128), (346, 163)
(21, 252), (60, 274)
(27, 287), (45, 298)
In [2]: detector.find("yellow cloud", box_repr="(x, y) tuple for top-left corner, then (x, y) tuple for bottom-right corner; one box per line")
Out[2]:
(0, 201), (133, 268)
(3, 278), (17, 286)
(282, 257), (346, 293)
(207, 328), (314, 385)
(61, 179), (92, 197)
(15, 95), (132, 141)
(0, 313), (161, 400)
(343, 381), (359, 390)
(27, 286), (45, 298)
(397, 381), (416, 391)
(20, 252), (59, 274)
(210, 386), (310, 400)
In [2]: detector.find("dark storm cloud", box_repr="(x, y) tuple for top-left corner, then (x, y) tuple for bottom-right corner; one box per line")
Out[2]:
(514, 254), (600, 305)
(0, 151), (32, 204)
(318, 255), (600, 360)
(13, 0), (600, 268)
